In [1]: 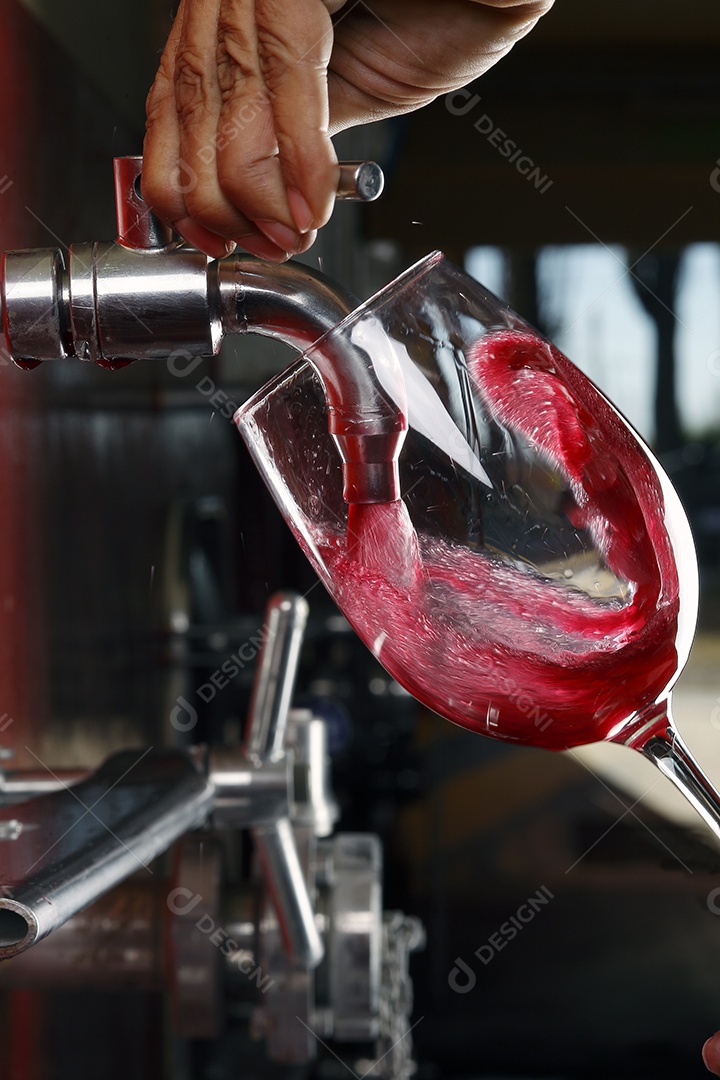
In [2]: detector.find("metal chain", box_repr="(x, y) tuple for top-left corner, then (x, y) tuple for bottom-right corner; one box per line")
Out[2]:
(360, 912), (425, 1080)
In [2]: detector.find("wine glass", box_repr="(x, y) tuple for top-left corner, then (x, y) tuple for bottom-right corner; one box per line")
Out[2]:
(234, 252), (720, 840)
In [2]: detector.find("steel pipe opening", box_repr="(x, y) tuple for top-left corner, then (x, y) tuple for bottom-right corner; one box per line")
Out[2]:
(0, 907), (31, 950)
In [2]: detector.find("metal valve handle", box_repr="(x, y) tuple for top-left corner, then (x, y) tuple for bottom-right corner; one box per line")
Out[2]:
(244, 593), (324, 969)
(116, 156), (385, 251)
(336, 161), (384, 202)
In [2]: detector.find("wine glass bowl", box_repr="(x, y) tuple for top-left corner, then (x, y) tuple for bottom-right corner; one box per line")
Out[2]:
(235, 252), (716, 836)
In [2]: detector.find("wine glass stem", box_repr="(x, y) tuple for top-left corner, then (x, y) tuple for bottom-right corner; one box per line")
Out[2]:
(637, 722), (720, 843)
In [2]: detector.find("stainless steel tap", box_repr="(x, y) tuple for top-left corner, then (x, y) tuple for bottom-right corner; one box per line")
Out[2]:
(0, 156), (405, 503)
(0, 590), (424, 1076)
(0, 592), (321, 969)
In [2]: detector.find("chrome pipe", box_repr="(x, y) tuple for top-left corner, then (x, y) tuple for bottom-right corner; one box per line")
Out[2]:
(0, 156), (406, 501)
(0, 756), (288, 822)
(0, 768), (86, 806)
(0, 748), (214, 960)
(0, 881), (164, 989)
(218, 255), (406, 502)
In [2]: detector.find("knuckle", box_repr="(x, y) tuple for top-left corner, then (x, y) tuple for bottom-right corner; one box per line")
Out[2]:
(256, 27), (299, 82)
(174, 49), (212, 126)
(216, 22), (257, 92)
(217, 68), (265, 114)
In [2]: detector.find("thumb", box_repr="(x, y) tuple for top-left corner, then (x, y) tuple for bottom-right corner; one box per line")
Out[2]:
(703, 1032), (720, 1075)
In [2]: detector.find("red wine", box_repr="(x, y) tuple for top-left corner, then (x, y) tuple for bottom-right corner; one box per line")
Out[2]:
(312, 331), (682, 751)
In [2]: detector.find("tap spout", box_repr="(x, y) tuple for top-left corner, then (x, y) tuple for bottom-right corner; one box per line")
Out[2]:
(218, 256), (407, 503)
(0, 158), (406, 503)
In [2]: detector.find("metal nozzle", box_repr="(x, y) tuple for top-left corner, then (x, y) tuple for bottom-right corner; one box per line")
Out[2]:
(0, 156), (406, 505)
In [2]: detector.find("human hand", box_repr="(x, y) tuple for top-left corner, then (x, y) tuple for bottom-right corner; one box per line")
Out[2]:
(142, 0), (553, 261)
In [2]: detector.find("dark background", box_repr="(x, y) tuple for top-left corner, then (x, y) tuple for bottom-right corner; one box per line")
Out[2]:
(1, 1), (720, 1077)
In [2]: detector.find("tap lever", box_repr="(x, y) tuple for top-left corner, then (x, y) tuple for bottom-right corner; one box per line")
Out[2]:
(254, 817), (324, 968)
(246, 592), (309, 764)
(243, 592), (323, 968)
(113, 156), (385, 252)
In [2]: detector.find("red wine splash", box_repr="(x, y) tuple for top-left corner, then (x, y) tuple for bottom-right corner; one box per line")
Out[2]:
(325, 331), (681, 751)
(346, 501), (420, 589)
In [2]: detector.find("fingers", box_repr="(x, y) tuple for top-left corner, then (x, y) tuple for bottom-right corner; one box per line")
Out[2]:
(174, 0), (257, 237)
(144, 0), (285, 259)
(213, 0), (338, 240)
(143, 0), (338, 261)
(251, 0), (339, 228)
(143, 3), (190, 231)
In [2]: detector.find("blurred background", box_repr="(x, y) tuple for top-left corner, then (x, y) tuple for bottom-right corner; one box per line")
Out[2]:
(1, 0), (720, 1077)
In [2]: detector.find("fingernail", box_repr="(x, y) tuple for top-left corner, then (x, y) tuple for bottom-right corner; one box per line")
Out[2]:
(224, 240), (237, 255)
(173, 217), (228, 259)
(287, 188), (314, 233)
(297, 229), (318, 255)
(255, 220), (303, 252)
(238, 234), (290, 262)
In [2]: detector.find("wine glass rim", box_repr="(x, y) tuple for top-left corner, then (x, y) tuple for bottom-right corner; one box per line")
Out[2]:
(233, 249), (450, 425)
(298, 249), (454, 354)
